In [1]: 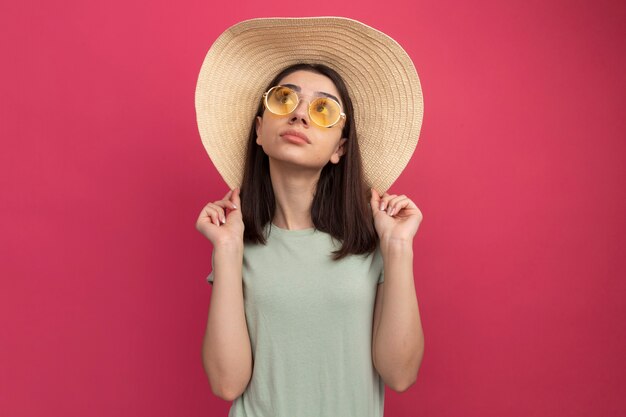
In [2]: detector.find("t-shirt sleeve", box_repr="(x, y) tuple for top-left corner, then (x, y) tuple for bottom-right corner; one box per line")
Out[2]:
(206, 250), (214, 286)
(374, 244), (385, 284)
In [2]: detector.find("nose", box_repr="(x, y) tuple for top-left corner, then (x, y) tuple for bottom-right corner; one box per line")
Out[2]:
(289, 98), (309, 127)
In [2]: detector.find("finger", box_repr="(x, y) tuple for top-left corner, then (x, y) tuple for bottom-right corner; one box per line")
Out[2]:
(230, 187), (241, 209)
(370, 188), (381, 213)
(200, 205), (222, 226)
(210, 198), (236, 214)
(390, 198), (420, 217)
(219, 198), (238, 211)
(386, 194), (407, 214)
(380, 193), (397, 211)
(223, 188), (234, 201)
(207, 203), (226, 224)
(386, 197), (409, 216)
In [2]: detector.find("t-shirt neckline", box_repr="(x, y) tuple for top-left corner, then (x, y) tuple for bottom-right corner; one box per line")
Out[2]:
(268, 222), (317, 237)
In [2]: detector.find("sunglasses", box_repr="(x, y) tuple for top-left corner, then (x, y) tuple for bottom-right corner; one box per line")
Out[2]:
(262, 85), (346, 129)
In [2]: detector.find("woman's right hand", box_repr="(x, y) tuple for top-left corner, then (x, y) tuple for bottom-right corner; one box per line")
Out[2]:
(195, 187), (244, 247)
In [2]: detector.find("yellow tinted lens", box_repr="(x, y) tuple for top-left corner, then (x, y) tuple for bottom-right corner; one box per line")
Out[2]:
(267, 86), (298, 115)
(309, 98), (341, 127)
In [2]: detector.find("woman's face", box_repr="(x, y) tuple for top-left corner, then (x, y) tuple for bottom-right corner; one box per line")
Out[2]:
(255, 70), (347, 169)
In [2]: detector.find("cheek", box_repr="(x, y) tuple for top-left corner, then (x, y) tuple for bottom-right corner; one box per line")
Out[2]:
(256, 118), (269, 141)
(328, 135), (344, 152)
(258, 114), (279, 136)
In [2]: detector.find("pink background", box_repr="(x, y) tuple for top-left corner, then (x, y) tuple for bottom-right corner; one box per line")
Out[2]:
(1, 0), (625, 416)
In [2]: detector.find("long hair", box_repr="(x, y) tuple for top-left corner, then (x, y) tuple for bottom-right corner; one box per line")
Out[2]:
(240, 63), (378, 260)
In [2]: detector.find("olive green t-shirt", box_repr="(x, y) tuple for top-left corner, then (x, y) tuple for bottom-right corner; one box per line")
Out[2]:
(207, 222), (385, 417)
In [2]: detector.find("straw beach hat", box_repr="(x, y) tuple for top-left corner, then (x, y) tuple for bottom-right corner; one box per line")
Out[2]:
(195, 16), (424, 194)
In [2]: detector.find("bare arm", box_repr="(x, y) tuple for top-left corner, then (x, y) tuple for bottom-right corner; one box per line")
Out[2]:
(202, 242), (252, 401)
(373, 238), (424, 392)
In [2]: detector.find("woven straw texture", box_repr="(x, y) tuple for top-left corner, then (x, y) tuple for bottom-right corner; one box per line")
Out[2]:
(195, 16), (423, 194)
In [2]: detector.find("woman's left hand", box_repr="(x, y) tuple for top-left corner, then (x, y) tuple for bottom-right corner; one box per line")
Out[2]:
(370, 188), (423, 242)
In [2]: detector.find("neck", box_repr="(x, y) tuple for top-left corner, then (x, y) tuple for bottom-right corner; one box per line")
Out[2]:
(268, 157), (320, 230)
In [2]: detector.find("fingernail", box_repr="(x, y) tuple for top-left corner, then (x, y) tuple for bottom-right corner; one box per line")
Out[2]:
(221, 217), (226, 223)
(380, 203), (385, 210)
(388, 207), (395, 216)
(232, 204), (237, 209)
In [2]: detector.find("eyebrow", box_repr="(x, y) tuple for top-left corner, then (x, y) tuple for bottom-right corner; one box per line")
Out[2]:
(281, 83), (342, 105)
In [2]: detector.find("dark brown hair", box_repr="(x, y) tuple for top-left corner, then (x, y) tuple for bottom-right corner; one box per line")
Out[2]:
(240, 63), (378, 260)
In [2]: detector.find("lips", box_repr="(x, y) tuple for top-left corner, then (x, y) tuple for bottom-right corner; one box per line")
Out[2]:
(280, 129), (310, 144)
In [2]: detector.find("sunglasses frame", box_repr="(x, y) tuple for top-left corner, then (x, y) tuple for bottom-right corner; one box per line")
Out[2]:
(262, 85), (347, 129)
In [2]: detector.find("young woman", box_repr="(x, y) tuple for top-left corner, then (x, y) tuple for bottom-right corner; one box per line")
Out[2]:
(194, 17), (425, 417)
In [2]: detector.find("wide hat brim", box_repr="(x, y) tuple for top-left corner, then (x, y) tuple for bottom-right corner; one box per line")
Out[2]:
(195, 16), (424, 194)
